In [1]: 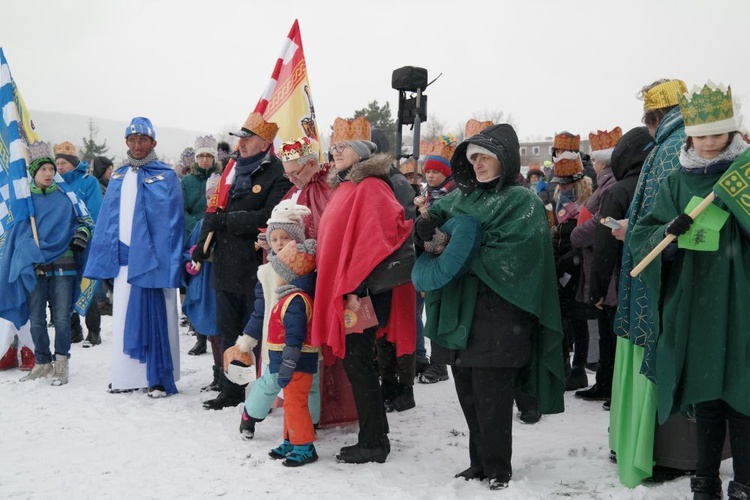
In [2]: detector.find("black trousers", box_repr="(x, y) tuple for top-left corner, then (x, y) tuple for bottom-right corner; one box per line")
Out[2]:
(375, 336), (415, 386)
(594, 305), (617, 390)
(342, 327), (389, 448)
(215, 288), (255, 395)
(695, 399), (750, 485)
(452, 365), (518, 482)
(71, 300), (101, 335)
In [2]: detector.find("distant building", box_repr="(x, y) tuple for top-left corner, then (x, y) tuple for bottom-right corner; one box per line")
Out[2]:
(519, 138), (592, 167)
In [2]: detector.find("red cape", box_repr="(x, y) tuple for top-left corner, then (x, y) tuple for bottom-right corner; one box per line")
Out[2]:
(312, 177), (413, 361)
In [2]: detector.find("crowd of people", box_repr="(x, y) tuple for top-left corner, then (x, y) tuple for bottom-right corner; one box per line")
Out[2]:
(1, 77), (749, 498)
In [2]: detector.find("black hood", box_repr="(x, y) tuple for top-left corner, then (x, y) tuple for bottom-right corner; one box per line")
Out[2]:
(610, 126), (654, 182)
(451, 124), (520, 194)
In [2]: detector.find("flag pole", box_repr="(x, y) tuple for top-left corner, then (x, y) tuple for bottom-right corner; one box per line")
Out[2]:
(630, 192), (716, 277)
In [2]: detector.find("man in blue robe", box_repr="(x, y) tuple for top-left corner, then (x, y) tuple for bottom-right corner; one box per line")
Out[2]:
(84, 117), (184, 397)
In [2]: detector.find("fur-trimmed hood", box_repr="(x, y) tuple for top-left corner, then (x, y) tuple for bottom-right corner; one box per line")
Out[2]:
(327, 153), (394, 189)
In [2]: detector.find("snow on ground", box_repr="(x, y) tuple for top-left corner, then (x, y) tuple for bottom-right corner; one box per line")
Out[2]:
(0, 317), (724, 499)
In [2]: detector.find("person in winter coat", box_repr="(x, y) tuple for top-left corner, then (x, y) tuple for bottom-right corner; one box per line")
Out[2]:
(19, 141), (94, 386)
(414, 123), (564, 490)
(608, 79), (709, 487)
(550, 132), (593, 391)
(92, 156), (113, 196)
(54, 141), (103, 347)
(192, 113), (291, 410)
(630, 81), (750, 500)
(569, 127), (622, 402)
(182, 135), (219, 357)
(310, 117), (414, 465)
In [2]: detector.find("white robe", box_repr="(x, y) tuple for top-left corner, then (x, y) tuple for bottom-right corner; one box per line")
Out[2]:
(110, 168), (180, 391)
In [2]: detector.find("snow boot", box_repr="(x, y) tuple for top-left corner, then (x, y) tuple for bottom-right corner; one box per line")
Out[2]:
(565, 367), (588, 391)
(729, 481), (750, 500)
(70, 321), (84, 344)
(575, 383), (611, 401)
(387, 384), (415, 413)
(188, 334), (207, 356)
(51, 355), (69, 386)
(691, 476), (722, 500)
(336, 442), (388, 464)
(415, 355), (430, 375)
(455, 466), (486, 481)
(519, 409), (541, 424)
(239, 408), (260, 440)
(201, 365), (223, 392)
(283, 443), (318, 467)
(269, 439), (294, 459)
(203, 382), (244, 410)
(19, 347), (35, 371)
(419, 362), (449, 384)
(82, 330), (101, 348)
(20, 362), (53, 381)
(381, 379), (399, 410)
(0, 345), (18, 370)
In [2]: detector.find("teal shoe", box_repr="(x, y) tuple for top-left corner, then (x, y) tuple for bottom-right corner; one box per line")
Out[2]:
(283, 443), (318, 467)
(269, 440), (293, 459)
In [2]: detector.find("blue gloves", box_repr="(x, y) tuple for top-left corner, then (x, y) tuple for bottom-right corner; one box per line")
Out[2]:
(276, 345), (301, 389)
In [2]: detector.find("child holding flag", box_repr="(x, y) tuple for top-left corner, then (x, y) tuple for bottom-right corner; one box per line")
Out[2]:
(629, 81), (750, 500)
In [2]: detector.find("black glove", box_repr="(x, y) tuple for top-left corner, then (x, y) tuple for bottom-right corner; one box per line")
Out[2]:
(415, 217), (439, 243)
(666, 213), (694, 237)
(33, 263), (46, 277)
(204, 212), (227, 233)
(191, 241), (211, 264)
(277, 345), (301, 389)
(70, 230), (89, 252)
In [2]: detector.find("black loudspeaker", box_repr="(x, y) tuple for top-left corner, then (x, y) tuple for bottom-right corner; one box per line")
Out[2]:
(391, 66), (428, 92)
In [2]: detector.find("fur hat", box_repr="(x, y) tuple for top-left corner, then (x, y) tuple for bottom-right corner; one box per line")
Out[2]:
(526, 167), (545, 182)
(54, 141), (80, 167)
(28, 141), (56, 178)
(266, 200), (312, 245)
(423, 155), (452, 178)
(589, 127), (622, 163)
(126, 117), (156, 139)
(194, 135), (218, 160)
(269, 239), (317, 284)
(229, 112), (278, 143)
(92, 156), (114, 179)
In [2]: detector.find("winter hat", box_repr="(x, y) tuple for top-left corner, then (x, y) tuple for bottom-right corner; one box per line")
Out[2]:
(346, 140), (377, 161)
(269, 239), (317, 284)
(266, 200), (312, 245)
(679, 80), (740, 137)
(92, 156), (114, 179)
(423, 155), (452, 178)
(641, 79), (688, 112)
(229, 112), (278, 143)
(27, 141), (56, 178)
(126, 116), (156, 139)
(526, 167), (544, 182)
(194, 135), (218, 160)
(53, 141), (80, 167)
(588, 127), (622, 163)
(552, 151), (584, 184)
(466, 144), (497, 162)
(371, 128), (391, 155)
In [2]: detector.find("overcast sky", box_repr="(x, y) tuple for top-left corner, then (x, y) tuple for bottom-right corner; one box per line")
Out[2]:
(3, 0), (748, 143)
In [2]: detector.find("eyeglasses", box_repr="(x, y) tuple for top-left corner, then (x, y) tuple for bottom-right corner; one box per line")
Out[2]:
(329, 143), (350, 155)
(126, 135), (152, 145)
(197, 154), (214, 159)
(282, 162), (309, 179)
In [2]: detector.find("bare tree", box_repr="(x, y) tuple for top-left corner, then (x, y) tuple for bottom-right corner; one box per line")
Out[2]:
(421, 114), (447, 142)
(472, 109), (516, 128)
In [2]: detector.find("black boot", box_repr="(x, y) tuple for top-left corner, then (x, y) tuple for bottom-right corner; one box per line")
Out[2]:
(729, 481), (750, 500)
(188, 335), (207, 356)
(691, 476), (722, 500)
(83, 330), (101, 348)
(565, 366), (588, 391)
(381, 379), (399, 411)
(203, 380), (245, 410)
(387, 384), (415, 412)
(201, 365), (223, 392)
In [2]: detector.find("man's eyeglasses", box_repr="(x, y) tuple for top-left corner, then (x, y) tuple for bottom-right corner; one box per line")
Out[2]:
(283, 162), (308, 179)
(329, 143), (350, 155)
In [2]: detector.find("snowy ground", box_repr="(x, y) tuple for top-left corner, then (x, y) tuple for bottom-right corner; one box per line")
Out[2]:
(0, 317), (726, 499)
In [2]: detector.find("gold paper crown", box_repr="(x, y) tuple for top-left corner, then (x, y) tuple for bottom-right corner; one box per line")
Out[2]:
(241, 112), (279, 143)
(464, 119), (493, 139)
(399, 159), (423, 177)
(28, 141), (53, 163)
(419, 138), (456, 161)
(277, 240), (316, 277)
(54, 141), (78, 157)
(331, 117), (371, 144)
(553, 132), (580, 152)
(589, 127), (622, 152)
(679, 81), (737, 136)
(278, 136), (317, 162)
(642, 79), (688, 111)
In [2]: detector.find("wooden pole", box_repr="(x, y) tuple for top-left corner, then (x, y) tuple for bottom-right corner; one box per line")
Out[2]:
(190, 231), (214, 273)
(630, 192), (716, 277)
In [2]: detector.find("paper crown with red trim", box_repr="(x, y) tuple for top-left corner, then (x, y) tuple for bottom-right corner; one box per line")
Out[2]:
(278, 136), (318, 162)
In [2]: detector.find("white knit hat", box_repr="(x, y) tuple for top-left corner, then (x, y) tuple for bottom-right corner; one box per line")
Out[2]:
(266, 200), (312, 245)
